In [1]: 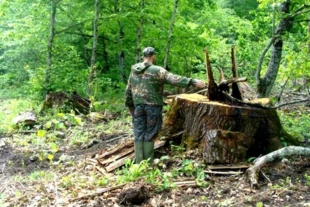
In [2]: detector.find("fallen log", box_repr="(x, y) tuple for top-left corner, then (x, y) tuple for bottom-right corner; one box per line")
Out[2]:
(246, 146), (310, 189)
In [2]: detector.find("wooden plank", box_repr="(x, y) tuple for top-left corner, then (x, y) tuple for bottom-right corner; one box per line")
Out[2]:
(207, 165), (249, 171)
(99, 147), (134, 165)
(104, 140), (166, 172)
(204, 170), (243, 175)
(105, 153), (135, 172)
(174, 180), (196, 187)
(154, 140), (166, 149)
(95, 141), (134, 159)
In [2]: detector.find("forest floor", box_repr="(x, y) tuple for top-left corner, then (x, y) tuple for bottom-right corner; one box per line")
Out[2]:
(0, 96), (310, 207)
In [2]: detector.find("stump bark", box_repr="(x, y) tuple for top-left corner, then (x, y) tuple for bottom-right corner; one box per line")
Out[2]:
(163, 93), (290, 164)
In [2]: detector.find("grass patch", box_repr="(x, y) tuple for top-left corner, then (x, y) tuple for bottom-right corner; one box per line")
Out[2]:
(0, 99), (40, 134)
(279, 107), (310, 144)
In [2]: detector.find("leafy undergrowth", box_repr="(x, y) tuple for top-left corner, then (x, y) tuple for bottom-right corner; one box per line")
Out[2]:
(0, 99), (310, 206)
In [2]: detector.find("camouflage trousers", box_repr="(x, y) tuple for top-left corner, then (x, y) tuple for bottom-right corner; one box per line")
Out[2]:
(133, 104), (163, 142)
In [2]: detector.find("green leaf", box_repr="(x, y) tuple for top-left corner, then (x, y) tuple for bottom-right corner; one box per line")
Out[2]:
(37, 130), (46, 138)
(47, 154), (54, 161)
(49, 142), (58, 153)
(44, 121), (52, 129)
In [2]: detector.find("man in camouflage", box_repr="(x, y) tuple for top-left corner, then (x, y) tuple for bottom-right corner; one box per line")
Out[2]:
(125, 47), (205, 163)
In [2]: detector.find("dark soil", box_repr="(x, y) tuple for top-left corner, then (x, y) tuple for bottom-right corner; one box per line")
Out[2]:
(1, 137), (310, 206)
(0, 144), (50, 176)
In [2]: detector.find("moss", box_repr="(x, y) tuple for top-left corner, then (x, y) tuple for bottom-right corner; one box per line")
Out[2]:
(181, 134), (198, 151)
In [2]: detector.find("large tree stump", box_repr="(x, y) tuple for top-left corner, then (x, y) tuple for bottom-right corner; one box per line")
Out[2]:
(163, 93), (290, 164)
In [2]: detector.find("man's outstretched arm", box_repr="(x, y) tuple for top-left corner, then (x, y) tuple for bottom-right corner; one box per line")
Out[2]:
(163, 70), (206, 89)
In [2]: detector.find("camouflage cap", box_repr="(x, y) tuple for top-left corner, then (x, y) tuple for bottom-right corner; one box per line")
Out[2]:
(142, 47), (157, 57)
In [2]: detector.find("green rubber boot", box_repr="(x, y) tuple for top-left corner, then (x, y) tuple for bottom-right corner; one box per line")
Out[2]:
(143, 141), (154, 163)
(134, 142), (144, 164)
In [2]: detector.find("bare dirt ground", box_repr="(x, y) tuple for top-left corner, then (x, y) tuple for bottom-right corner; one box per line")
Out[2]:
(1, 136), (310, 207)
(0, 94), (309, 206)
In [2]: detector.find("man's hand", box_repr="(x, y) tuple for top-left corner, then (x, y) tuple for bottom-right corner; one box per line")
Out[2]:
(192, 79), (206, 88)
(128, 107), (135, 116)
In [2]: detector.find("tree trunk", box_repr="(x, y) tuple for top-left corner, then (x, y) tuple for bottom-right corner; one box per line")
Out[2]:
(256, 0), (294, 98)
(102, 35), (110, 72)
(114, 1), (126, 83)
(135, 0), (145, 63)
(87, 0), (99, 96)
(118, 25), (126, 83)
(164, 0), (179, 69)
(45, 0), (57, 92)
(257, 38), (283, 97)
(162, 93), (291, 164)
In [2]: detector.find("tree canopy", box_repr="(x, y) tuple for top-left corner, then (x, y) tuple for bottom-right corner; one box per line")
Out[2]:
(0, 0), (309, 99)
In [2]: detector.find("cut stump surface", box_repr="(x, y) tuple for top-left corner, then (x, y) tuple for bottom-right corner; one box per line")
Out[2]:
(163, 94), (290, 164)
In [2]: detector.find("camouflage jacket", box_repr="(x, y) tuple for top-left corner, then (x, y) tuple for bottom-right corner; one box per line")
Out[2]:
(125, 62), (193, 107)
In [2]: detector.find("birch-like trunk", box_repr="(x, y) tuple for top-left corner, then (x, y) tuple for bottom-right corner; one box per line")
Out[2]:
(256, 0), (293, 98)
(45, 0), (57, 92)
(87, 0), (99, 96)
(163, 0), (179, 69)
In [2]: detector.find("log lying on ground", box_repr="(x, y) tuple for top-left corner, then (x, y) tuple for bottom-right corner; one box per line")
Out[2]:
(162, 93), (291, 164)
(246, 146), (310, 189)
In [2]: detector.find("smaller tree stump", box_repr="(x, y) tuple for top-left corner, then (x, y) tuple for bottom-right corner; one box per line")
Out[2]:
(13, 111), (38, 128)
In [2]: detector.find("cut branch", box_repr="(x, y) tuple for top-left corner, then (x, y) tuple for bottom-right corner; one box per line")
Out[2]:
(273, 98), (310, 109)
(70, 184), (126, 201)
(246, 146), (310, 189)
